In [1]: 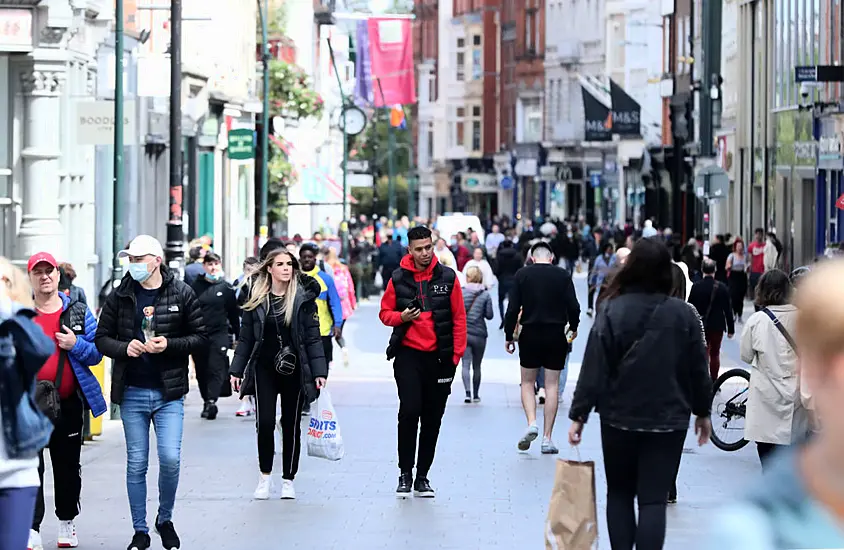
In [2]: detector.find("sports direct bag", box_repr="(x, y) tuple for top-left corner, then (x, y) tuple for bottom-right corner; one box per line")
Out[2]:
(306, 390), (345, 461)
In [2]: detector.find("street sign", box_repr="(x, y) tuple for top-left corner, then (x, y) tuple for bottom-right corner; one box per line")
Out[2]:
(694, 164), (730, 200)
(228, 128), (255, 160)
(348, 173), (374, 188)
(590, 172), (601, 188)
(344, 159), (369, 172)
(500, 176), (514, 190)
(795, 65), (844, 82)
(76, 100), (136, 145)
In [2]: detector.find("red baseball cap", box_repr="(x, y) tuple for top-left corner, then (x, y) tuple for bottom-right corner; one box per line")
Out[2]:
(27, 252), (58, 272)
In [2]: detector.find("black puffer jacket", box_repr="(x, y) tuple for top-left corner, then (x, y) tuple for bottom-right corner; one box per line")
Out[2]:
(230, 275), (328, 404)
(95, 266), (207, 405)
(569, 291), (712, 431)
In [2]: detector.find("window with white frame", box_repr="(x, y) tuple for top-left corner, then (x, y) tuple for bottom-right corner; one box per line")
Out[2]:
(557, 79), (564, 121)
(456, 106), (466, 146)
(522, 97), (542, 142)
(471, 105), (482, 151)
(456, 38), (465, 81)
(548, 80), (556, 125)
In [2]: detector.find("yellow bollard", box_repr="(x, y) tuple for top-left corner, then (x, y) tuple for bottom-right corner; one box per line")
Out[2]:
(87, 359), (106, 438)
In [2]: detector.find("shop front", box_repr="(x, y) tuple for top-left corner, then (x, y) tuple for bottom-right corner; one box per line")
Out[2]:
(816, 115), (844, 256)
(461, 173), (498, 221)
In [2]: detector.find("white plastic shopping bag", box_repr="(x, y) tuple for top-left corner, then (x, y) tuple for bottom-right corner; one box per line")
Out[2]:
(306, 390), (345, 461)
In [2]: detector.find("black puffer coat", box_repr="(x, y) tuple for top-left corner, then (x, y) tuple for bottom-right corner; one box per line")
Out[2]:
(230, 275), (328, 404)
(95, 266), (207, 404)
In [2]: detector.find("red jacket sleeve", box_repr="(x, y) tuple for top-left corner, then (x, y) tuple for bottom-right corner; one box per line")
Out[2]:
(379, 279), (404, 327)
(450, 278), (467, 364)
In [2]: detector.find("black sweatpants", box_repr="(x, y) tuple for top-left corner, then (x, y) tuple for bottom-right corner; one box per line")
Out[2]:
(254, 364), (306, 479)
(601, 423), (686, 550)
(393, 347), (454, 476)
(33, 393), (84, 531)
(194, 333), (230, 402)
(498, 279), (513, 320)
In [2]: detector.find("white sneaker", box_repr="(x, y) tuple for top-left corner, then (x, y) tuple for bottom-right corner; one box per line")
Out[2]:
(342, 347), (350, 367)
(280, 479), (296, 500)
(253, 474), (271, 500)
(538, 388), (546, 404)
(27, 529), (43, 550)
(235, 400), (253, 417)
(518, 424), (540, 451)
(57, 520), (78, 548)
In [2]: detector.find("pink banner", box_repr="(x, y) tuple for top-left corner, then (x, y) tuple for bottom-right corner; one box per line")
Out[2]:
(367, 18), (416, 107)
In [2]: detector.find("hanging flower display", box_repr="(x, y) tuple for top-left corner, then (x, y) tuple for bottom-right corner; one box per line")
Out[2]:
(268, 60), (324, 120)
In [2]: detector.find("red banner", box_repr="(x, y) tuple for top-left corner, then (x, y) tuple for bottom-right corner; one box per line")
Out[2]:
(836, 193), (844, 211)
(367, 18), (416, 107)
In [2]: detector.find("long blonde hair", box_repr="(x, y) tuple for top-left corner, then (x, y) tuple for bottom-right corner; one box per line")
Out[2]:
(241, 249), (299, 326)
(0, 256), (34, 308)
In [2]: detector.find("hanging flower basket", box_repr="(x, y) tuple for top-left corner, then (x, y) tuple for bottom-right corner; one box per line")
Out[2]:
(269, 60), (324, 120)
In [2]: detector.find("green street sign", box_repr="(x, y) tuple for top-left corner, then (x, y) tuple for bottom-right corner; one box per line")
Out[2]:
(228, 128), (255, 160)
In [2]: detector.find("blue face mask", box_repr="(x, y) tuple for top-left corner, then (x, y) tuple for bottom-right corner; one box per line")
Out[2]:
(128, 262), (152, 283)
(205, 272), (223, 282)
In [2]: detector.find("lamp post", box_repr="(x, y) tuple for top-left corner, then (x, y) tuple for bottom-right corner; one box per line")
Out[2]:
(257, 0), (270, 245)
(113, 0), (125, 286)
(164, 0), (184, 273)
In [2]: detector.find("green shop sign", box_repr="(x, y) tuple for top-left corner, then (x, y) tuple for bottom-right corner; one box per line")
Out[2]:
(228, 128), (255, 160)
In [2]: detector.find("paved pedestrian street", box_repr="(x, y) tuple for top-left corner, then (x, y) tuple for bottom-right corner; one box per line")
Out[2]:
(38, 277), (760, 549)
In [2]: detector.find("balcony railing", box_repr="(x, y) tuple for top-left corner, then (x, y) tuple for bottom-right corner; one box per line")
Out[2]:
(557, 40), (581, 64)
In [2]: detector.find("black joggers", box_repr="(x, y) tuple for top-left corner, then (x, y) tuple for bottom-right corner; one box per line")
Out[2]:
(33, 393), (84, 531)
(254, 364), (306, 480)
(393, 346), (454, 477)
(194, 333), (231, 402)
(601, 423), (686, 550)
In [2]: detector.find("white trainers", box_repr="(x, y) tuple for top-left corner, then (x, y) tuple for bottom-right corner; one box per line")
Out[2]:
(518, 424), (540, 451)
(280, 479), (296, 500)
(235, 399), (254, 417)
(57, 520), (78, 548)
(253, 474), (271, 500)
(537, 388), (546, 404)
(27, 529), (43, 550)
(342, 347), (350, 367)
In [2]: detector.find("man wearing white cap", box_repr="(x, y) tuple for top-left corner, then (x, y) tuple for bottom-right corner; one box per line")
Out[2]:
(95, 235), (206, 550)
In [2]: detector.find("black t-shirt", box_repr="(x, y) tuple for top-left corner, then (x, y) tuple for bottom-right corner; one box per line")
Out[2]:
(126, 282), (163, 389)
(259, 295), (293, 368)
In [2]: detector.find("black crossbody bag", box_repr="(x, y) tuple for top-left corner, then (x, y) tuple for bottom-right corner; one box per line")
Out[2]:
(35, 352), (66, 421)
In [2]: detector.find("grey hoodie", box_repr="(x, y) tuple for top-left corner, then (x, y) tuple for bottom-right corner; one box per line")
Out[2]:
(462, 283), (493, 339)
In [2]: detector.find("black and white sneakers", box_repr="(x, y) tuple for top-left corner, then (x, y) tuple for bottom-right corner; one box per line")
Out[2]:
(396, 472), (413, 498)
(154, 517), (180, 550)
(413, 477), (435, 498)
(127, 532), (150, 550)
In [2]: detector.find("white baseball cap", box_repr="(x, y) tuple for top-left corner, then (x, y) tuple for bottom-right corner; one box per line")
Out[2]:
(118, 235), (165, 259)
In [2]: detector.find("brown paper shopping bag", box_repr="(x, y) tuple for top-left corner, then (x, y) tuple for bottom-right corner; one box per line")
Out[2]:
(545, 458), (598, 550)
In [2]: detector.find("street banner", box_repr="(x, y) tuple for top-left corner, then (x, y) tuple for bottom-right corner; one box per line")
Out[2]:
(367, 18), (416, 106)
(609, 79), (642, 137)
(353, 21), (373, 107)
(581, 87), (611, 142)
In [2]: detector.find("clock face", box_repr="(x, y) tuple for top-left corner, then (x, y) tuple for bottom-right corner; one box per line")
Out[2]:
(340, 106), (367, 135)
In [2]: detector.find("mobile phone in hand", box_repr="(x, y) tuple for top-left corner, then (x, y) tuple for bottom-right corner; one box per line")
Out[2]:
(407, 297), (422, 311)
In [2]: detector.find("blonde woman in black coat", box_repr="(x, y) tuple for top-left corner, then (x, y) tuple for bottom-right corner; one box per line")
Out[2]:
(230, 249), (328, 501)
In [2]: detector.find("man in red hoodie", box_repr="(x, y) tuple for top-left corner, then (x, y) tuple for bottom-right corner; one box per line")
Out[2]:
(380, 225), (467, 499)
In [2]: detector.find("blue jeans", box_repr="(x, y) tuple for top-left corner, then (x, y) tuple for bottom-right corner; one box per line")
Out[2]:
(121, 386), (185, 533)
(0, 486), (37, 550)
(536, 352), (570, 400)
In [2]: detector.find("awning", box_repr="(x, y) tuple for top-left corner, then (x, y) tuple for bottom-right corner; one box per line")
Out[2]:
(270, 135), (357, 204)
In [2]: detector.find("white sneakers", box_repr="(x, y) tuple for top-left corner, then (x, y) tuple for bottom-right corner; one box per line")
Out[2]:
(27, 529), (43, 550)
(253, 474), (271, 500)
(254, 474), (296, 500)
(28, 522), (78, 550)
(280, 479), (296, 500)
(518, 424), (540, 451)
(342, 347), (350, 367)
(235, 398), (255, 417)
(57, 521), (78, 548)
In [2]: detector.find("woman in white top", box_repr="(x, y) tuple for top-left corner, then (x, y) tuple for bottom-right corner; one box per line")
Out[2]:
(740, 269), (811, 469)
(462, 247), (497, 289)
(0, 257), (55, 550)
(433, 238), (456, 267)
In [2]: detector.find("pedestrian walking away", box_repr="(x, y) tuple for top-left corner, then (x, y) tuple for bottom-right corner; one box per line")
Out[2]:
(688, 258), (735, 382)
(299, 244), (343, 371)
(740, 269), (811, 469)
(190, 252), (241, 421)
(567, 238), (712, 550)
(504, 241), (580, 455)
(229, 248), (328, 501)
(0, 258), (56, 550)
(747, 228), (767, 302)
(461, 266), (494, 403)
(493, 240), (523, 328)
(95, 235), (207, 550)
(707, 261), (841, 549)
(26, 252), (106, 550)
(324, 247), (357, 367)
(379, 225), (467, 499)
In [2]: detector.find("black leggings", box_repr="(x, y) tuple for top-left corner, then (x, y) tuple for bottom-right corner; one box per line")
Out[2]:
(254, 364), (306, 479)
(601, 423), (686, 550)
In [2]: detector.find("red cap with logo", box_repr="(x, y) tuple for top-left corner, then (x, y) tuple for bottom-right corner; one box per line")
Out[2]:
(27, 252), (58, 273)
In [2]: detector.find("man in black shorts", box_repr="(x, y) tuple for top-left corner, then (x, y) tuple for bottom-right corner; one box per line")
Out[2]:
(504, 241), (580, 454)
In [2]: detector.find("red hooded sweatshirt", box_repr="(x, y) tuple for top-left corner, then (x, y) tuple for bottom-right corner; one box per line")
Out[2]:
(379, 254), (467, 365)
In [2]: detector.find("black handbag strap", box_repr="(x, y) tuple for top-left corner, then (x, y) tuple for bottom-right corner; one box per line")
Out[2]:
(53, 350), (66, 389)
(761, 307), (798, 353)
(703, 280), (719, 323)
(619, 298), (666, 363)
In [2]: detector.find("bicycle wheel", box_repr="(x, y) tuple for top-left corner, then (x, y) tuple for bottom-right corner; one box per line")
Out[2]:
(710, 368), (751, 451)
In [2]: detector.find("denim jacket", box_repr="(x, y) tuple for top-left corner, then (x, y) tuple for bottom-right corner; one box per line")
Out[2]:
(0, 303), (55, 459)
